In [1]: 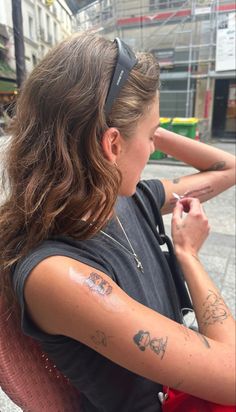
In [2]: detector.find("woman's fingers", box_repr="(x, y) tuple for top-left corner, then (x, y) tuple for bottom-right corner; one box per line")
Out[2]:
(172, 197), (210, 254)
(172, 200), (184, 221)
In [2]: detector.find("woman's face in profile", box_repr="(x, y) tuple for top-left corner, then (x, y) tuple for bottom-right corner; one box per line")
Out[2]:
(117, 95), (160, 197)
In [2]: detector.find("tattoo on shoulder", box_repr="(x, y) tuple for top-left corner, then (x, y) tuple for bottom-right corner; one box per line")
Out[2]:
(202, 290), (229, 327)
(205, 161), (225, 172)
(133, 330), (168, 360)
(194, 331), (211, 349)
(173, 177), (181, 184)
(85, 272), (112, 296)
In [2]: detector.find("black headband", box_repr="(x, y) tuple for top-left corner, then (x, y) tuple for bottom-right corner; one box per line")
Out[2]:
(104, 38), (137, 116)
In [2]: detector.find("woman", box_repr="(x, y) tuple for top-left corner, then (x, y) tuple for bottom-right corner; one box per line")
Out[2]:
(0, 32), (235, 411)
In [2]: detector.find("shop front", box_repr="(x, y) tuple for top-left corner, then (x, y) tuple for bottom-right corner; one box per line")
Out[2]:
(212, 74), (236, 139)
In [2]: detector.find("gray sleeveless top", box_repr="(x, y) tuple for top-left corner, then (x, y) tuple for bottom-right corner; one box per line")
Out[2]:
(12, 180), (182, 412)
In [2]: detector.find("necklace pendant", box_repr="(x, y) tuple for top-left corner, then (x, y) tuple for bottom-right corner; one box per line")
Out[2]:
(134, 255), (144, 273)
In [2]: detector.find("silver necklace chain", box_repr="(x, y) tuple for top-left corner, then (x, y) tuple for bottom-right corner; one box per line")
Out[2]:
(100, 216), (144, 273)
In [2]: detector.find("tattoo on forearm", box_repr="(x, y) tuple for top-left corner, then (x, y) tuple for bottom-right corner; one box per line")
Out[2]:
(194, 331), (211, 349)
(183, 185), (213, 198)
(91, 330), (109, 347)
(202, 290), (229, 327)
(85, 272), (112, 296)
(205, 161), (226, 172)
(133, 330), (168, 360)
(170, 185), (214, 206)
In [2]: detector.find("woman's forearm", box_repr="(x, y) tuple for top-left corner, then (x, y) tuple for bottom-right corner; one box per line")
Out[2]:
(176, 250), (235, 345)
(156, 127), (235, 176)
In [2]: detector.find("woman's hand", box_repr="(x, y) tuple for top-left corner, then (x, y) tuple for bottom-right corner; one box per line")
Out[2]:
(171, 197), (210, 258)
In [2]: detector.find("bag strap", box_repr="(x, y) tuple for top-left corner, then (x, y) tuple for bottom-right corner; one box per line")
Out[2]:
(136, 181), (179, 258)
(134, 181), (193, 312)
(135, 181), (168, 245)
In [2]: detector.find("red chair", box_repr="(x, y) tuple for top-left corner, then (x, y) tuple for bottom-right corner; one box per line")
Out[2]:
(0, 294), (81, 411)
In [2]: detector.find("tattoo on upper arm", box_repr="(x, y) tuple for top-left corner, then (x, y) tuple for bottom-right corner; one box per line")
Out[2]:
(202, 290), (229, 327)
(133, 330), (168, 360)
(179, 325), (210, 348)
(178, 325), (190, 341)
(205, 161), (226, 172)
(194, 331), (211, 349)
(173, 379), (184, 390)
(85, 272), (112, 296)
(91, 330), (109, 347)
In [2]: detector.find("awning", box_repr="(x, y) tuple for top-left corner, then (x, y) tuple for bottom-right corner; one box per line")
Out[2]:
(0, 79), (17, 94)
(160, 72), (188, 80)
(0, 61), (16, 81)
(209, 70), (236, 79)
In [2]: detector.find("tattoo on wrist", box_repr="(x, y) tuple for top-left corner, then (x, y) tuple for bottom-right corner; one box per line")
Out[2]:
(205, 161), (225, 172)
(202, 290), (228, 327)
(85, 272), (112, 296)
(133, 330), (168, 359)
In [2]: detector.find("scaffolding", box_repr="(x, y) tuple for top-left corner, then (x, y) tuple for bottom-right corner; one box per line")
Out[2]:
(75, 0), (232, 134)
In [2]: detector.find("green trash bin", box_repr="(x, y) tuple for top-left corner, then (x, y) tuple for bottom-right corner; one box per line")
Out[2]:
(171, 117), (198, 139)
(149, 117), (171, 160)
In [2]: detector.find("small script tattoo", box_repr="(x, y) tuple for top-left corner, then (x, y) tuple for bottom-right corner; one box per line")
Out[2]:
(85, 272), (112, 296)
(91, 330), (109, 347)
(133, 330), (168, 360)
(205, 161), (226, 172)
(184, 185), (213, 198)
(202, 290), (228, 327)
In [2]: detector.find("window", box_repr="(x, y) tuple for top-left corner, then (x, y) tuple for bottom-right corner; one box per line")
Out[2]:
(53, 22), (57, 43)
(32, 54), (37, 66)
(38, 6), (42, 27)
(28, 16), (34, 40)
(149, 0), (186, 11)
(46, 14), (51, 43)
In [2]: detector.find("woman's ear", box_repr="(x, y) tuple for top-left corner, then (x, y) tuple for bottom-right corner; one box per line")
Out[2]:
(101, 127), (122, 162)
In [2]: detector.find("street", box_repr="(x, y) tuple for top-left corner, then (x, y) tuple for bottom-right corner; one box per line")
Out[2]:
(0, 139), (235, 411)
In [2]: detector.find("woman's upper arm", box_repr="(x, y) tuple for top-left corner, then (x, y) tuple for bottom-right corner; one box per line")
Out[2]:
(24, 255), (235, 405)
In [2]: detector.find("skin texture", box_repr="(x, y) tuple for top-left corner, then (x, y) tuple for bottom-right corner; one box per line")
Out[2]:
(24, 98), (236, 405)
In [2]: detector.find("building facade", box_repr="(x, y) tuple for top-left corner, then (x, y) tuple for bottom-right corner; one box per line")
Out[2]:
(76, 0), (236, 139)
(0, 0), (74, 110)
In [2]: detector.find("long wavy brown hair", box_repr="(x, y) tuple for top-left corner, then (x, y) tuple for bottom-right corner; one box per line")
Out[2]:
(0, 32), (160, 302)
